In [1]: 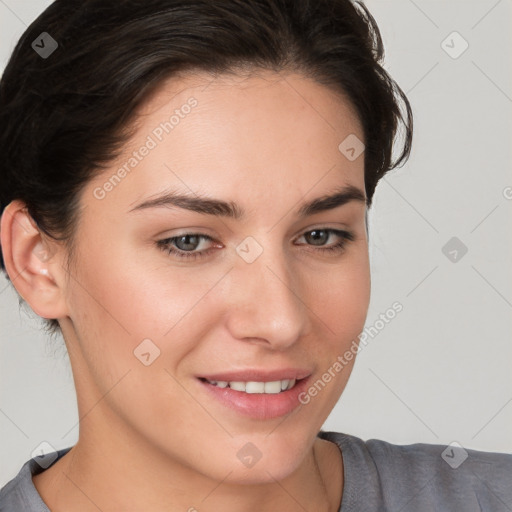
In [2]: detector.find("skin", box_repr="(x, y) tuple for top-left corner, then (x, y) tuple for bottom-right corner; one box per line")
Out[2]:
(1, 69), (371, 511)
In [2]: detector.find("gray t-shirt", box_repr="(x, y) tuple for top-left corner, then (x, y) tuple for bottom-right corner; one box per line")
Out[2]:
(1, 431), (511, 511)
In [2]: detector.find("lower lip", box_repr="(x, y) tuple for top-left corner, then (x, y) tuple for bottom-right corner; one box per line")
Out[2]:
(198, 378), (310, 420)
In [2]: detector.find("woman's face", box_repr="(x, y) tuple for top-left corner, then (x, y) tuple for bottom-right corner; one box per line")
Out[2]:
(56, 70), (371, 483)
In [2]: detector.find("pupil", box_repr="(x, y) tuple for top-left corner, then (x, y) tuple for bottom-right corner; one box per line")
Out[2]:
(177, 235), (198, 251)
(307, 230), (327, 245)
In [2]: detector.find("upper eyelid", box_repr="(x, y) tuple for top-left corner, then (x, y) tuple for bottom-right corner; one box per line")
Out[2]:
(165, 223), (352, 238)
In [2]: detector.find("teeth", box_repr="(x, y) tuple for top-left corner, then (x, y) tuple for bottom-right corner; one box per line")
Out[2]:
(245, 381), (265, 393)
(206, 378), (297, 393)
(229, 381), (246, 392)
(264, 381), (282, 394)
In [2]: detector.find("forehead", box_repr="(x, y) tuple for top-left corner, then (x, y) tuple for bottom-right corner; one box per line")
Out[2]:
(139, 68), (363, 137)
(86, 69), (366, 216)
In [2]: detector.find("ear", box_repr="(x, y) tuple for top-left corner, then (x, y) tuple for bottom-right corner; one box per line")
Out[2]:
(0, 199), (70, 320)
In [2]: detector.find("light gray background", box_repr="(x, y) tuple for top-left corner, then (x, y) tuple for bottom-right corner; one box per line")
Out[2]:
(1, 0), (511, 486)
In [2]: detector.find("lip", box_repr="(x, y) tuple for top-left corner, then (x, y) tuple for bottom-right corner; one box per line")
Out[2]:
(198, 368), (312, 382)
(196, 369), (312, 420)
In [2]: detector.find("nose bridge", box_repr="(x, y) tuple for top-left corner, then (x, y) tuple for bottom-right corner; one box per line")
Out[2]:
(226, 234), (308, 348)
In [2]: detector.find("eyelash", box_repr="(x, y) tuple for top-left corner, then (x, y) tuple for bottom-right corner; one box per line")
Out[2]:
(156, 228), (355, 261)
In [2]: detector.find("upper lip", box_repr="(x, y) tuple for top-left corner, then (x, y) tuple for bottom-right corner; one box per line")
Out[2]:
(199, 368), (312, 382)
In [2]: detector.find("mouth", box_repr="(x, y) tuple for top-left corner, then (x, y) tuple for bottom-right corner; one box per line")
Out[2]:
(198, 377), (298, 394)
(196, 371), (311, 420)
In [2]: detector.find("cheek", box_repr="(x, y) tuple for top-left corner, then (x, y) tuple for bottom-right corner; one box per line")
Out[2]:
(64, 243), (205, 416)
(65, 242), (173, 371)
(309, 249), (371, 343)
(69, 237), (197, 335)
(66, 239), (227, 392)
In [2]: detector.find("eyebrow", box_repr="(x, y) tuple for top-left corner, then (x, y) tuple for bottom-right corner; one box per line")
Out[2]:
(128, 184), (367, 219)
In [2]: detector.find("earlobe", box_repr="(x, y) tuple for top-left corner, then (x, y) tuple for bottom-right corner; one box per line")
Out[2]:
(0, 200), (69, 320)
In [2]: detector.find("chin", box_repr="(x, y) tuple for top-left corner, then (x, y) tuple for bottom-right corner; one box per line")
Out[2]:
(216, 429), (314, 485)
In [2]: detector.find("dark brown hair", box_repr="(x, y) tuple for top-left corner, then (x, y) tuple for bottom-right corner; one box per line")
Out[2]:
(0, 0), (413, 337)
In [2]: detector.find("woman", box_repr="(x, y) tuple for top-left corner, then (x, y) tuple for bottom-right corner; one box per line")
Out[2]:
(0, 0), (510, 511)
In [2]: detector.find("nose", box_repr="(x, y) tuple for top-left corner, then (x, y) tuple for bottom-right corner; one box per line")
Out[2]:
(224, 238), (311, 350)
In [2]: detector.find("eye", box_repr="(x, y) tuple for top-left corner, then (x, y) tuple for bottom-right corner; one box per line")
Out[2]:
(296, 228), (354, 254)
(156, 228), (355, 261)
(156, 233), (216, 260)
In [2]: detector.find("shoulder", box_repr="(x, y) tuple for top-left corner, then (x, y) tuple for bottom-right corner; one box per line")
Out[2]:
(319, 430), (512, 512)
(0, 458), (36, 512)
(0, 447), (72, 512)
